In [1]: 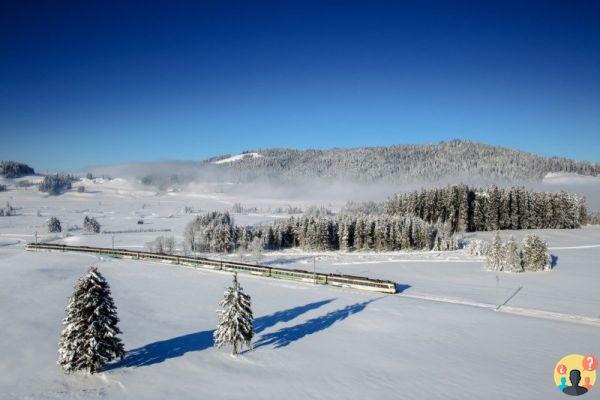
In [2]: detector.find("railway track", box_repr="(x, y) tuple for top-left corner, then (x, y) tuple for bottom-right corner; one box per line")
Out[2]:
(25, 243), (397, 294)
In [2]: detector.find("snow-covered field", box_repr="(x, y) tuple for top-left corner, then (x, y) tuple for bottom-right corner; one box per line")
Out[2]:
(1, 179), (599, 399)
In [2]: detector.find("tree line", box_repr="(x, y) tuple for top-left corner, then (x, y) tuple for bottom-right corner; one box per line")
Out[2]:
(0, 161), (35, 178)
(183, 211), (450, 254)
(384, 184), (587, 233)
(38, 174), (78, 195)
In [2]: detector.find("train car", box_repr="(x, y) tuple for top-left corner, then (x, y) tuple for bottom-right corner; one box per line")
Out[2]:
(270, 267), (320, 283)
(24, 243), (397, 294)
(221, 261), (271, 277)
(326, 273), (396, 293)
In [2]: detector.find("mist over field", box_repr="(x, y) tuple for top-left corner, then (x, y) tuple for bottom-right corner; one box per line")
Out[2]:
(83, 143), (600, 209)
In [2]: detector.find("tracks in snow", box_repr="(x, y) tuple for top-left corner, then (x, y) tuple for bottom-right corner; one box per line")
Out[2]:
(397, 291), (600, 327)
(548, 244), (600, 250)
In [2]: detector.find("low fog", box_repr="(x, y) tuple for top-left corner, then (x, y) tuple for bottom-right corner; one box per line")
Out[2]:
(83, 160), (600, 211)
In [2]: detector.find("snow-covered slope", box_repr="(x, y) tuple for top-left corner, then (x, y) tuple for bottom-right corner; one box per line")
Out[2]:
(205, 140), (600, 184)
(213, 152), (263, 164)
(543, 172), (600, 185)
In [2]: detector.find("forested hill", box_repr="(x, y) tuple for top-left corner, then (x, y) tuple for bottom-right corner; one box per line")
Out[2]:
(0, 161), (35, 178)
(204, 140), (600, 184)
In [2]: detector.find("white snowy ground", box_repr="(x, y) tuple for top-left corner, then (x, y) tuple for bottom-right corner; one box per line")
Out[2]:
(1, 178), (599, 399)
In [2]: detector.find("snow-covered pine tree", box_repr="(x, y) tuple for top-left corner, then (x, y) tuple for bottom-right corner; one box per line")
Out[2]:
(214, 273), (254, 355)
(503, 235), (523, 273)
(499, 189), (511, 229)
(250, 236), (263, 262)
(522, 234), (551, 272)
(472, 192), (487, 231)
(486, 186), (500, 231)
(58, 267), (125, 373)
(577, 196), (588, 226)
(486, 232), (504, 271)
(48, 217), (62, 233)
(83, 216), (101, 233)
(457, 184), (470, 232)
(337, 218), (349, 251)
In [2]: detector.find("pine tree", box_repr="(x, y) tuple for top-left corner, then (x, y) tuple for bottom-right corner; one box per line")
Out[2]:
(577, 196), (588, 226)
(523, 234), (551, 272)
(486, 232), (504, 271)
(58, 267), (125, 374)
(47, 217), (62, 233)
(486, 186), (500, 231)
(503, 235), (523, 273)
(337, 218), (350, 251)
(472, 192), (487, 231)
(83, 216), (101, 233)
(214, 273), (254, 355)
(456, 184), (470, 232)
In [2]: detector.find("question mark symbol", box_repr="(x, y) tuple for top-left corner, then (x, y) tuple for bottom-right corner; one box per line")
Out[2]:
(583, 355), (597, 371)
(557, 364), (567, 374)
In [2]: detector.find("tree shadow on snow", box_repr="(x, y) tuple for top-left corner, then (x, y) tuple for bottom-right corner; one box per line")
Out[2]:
(261, 256), (313, 266)
(253, 297), (382, 350)
(254, 298), (335, 334)
(105, 298), (335, 370)
(104, 329), (215, 370)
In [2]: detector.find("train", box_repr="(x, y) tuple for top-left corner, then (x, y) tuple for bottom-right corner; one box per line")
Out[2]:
(25, 243), (397, 294)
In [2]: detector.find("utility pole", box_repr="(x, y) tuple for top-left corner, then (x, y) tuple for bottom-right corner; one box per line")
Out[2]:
(34, 231), (38, 250)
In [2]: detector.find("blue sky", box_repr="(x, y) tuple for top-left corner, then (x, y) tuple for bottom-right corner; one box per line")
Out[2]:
(1, 1), (599, 171)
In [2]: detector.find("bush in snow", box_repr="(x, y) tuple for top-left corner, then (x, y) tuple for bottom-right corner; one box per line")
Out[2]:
(147, 235), (176, 254)
(47, 217), (62, 233)
(214, 273), (254, 355)
(0, 202), (15, 217)
(38, 174), (76, 195)
(250, 236), (263, 262)
(86, 173), (93, 180)
(83, 216), (101, 233)
(502, 235), (523, 273)
(432, 222), (459, 251)
(464, 239), (490, 256)
(485, 232), (504, 272)
(304, 205), (333, 218)
(0, 184), (6, 192)
(183, 211), (235, 253)
(230, 202), (258, 214)
(587, 210), (600, 225)
(76, 186), (85, 193)
(16, 180), (34, 188)
(522, 234), (551, 272)
(58, 267), (125, 374)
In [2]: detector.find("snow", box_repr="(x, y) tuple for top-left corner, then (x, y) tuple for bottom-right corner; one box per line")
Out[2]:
(543, 172), (600, 185)
(213, 153), (263, 164)
(1, 178), (600, 399)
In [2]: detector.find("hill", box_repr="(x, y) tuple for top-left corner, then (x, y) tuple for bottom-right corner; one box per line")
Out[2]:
(0, 161), (35, 178)
(204, 140), (599, 184)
